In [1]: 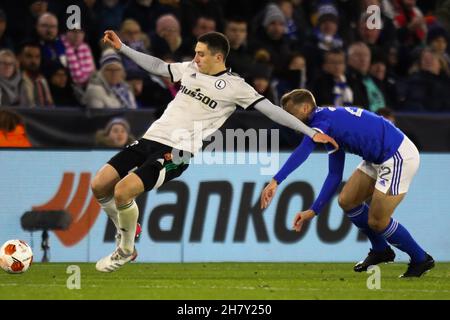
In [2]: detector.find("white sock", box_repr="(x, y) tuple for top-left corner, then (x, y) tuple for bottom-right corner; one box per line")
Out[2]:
(98, 196), (120, 231)
(117, 201), (138, 255)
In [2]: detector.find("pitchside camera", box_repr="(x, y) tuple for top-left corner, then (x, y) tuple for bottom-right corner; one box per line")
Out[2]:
(21, 210), (72, 262)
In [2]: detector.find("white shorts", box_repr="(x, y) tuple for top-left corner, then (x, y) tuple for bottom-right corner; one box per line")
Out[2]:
(357, 136), (420, 195)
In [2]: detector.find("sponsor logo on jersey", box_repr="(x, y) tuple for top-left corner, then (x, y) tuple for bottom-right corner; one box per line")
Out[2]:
(180, 85), (218, 109)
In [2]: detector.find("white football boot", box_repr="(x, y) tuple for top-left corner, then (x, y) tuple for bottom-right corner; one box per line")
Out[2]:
(95, 247), (138, 272)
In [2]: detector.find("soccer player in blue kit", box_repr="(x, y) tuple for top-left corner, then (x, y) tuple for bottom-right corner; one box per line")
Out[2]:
(260, 89), (435, 277)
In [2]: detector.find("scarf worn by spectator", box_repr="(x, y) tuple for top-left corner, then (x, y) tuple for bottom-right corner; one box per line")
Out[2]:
(0, 71), (29, 107)
(61, 35), (96, 87)
(314, 29), (343, 51)
(108, 79), (136, 109)
(333, 75), (353, 106)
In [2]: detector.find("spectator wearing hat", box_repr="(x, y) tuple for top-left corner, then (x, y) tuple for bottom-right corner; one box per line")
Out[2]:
(83, 48), (136, 109)
(95, 117), (135, 148)
(249, 3), (295, 76)
(61, 26), (96, 89)
(45, 62), (80, 107)
(0, 9), (13, 50)
(0, 49), (28, 107)
(303, 3), (344, 82)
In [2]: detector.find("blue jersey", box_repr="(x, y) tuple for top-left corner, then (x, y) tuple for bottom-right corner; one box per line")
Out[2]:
(273, 106), (405, 215)
(310, 107), (404, 164)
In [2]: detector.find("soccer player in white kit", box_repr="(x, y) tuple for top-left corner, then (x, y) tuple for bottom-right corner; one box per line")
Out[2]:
(92, 30), (338, 272)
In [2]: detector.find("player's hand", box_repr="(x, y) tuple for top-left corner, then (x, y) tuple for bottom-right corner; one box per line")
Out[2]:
(292, 210), (315, 232)
(260, 179), (278, 210)
(103, 30), (122, 50)
(312, 132), (339, 151)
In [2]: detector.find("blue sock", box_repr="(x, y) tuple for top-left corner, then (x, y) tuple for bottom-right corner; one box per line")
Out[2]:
(346, 204), (389, 252)
(380, 219), (426, 263)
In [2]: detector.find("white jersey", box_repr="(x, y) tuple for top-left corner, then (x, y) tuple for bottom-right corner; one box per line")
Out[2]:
(143, 61), (264, 153)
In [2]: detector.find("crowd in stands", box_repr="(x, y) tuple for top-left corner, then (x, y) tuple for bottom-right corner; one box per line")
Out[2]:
(0, 0), (449, 117)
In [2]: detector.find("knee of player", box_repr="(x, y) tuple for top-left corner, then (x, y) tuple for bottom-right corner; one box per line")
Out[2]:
(113, 182), (133, 206)
(91, 175), (106, 198)
(368, 216), (389, 233)
(338, 193), (354, 211)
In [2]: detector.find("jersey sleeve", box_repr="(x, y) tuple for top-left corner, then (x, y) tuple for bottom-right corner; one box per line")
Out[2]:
(310, 149), (345, 214)
(273, 136), (316, 184)
(167, 61), (193, 83)
(233, 80), (265, 109)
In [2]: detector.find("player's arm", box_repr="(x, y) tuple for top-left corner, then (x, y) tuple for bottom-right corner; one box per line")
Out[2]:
(103, 30), (170, 77)
(253, 99), (339, 150)
(292, 149), (345, 232)
(260, 137), (316, 209)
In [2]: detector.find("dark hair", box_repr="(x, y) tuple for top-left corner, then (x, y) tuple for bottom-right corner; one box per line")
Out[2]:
(226, 16), (248, 26)
(197, 32), (230, 60)
(16, 40), (41, 55)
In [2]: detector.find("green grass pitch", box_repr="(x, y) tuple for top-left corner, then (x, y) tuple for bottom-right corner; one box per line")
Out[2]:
(1, 262), (449, 300)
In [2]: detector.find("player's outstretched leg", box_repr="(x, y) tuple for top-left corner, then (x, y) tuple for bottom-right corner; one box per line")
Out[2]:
(369, 190), (434, 278)
(338, 169), (394, 272)
(96, 173), (144, 272)
(345, 204), (395, 272)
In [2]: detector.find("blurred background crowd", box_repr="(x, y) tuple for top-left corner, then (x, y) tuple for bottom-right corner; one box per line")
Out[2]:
(0, 0), (449, 148)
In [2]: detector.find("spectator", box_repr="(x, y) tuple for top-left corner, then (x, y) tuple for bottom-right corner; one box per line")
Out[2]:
(45, 62), (79, 107)
(224, 17), (253, 79)
(180, 0), (224, 36)
(394, 0), (427, 75)
(123, 0), (178, 35)
(304, 3), (344, 80)
(369, 50), (399, 108)
(274, 52), (308, 102)
(18, 41), (54, 107)
(0, 9), (13, 50)
(0, 49), (28, 107)
(139, 55), (178, 114)
(151, 14), (191, 61)
(394, 0), (427, 47)
(95, 117), (135, 148)
(192, 15), (217, 38)
(98, 0), (125, 33)
(119, 19), (151, 76)
(126, 71), (145, 108)
(249, 3), (294, 76)
(347, 42), (386, 111)
(427, 25), (450, 76)
(2, 0), (48, 42)
(83, 48), (136, 109)
(311, 49), (354, 107)
(249, 64), (276, 104)
(0, 109), (32, 147)
(35, 13), (67, 69)
(61, 26), (96, 89)
(401, 47), (450, 111)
